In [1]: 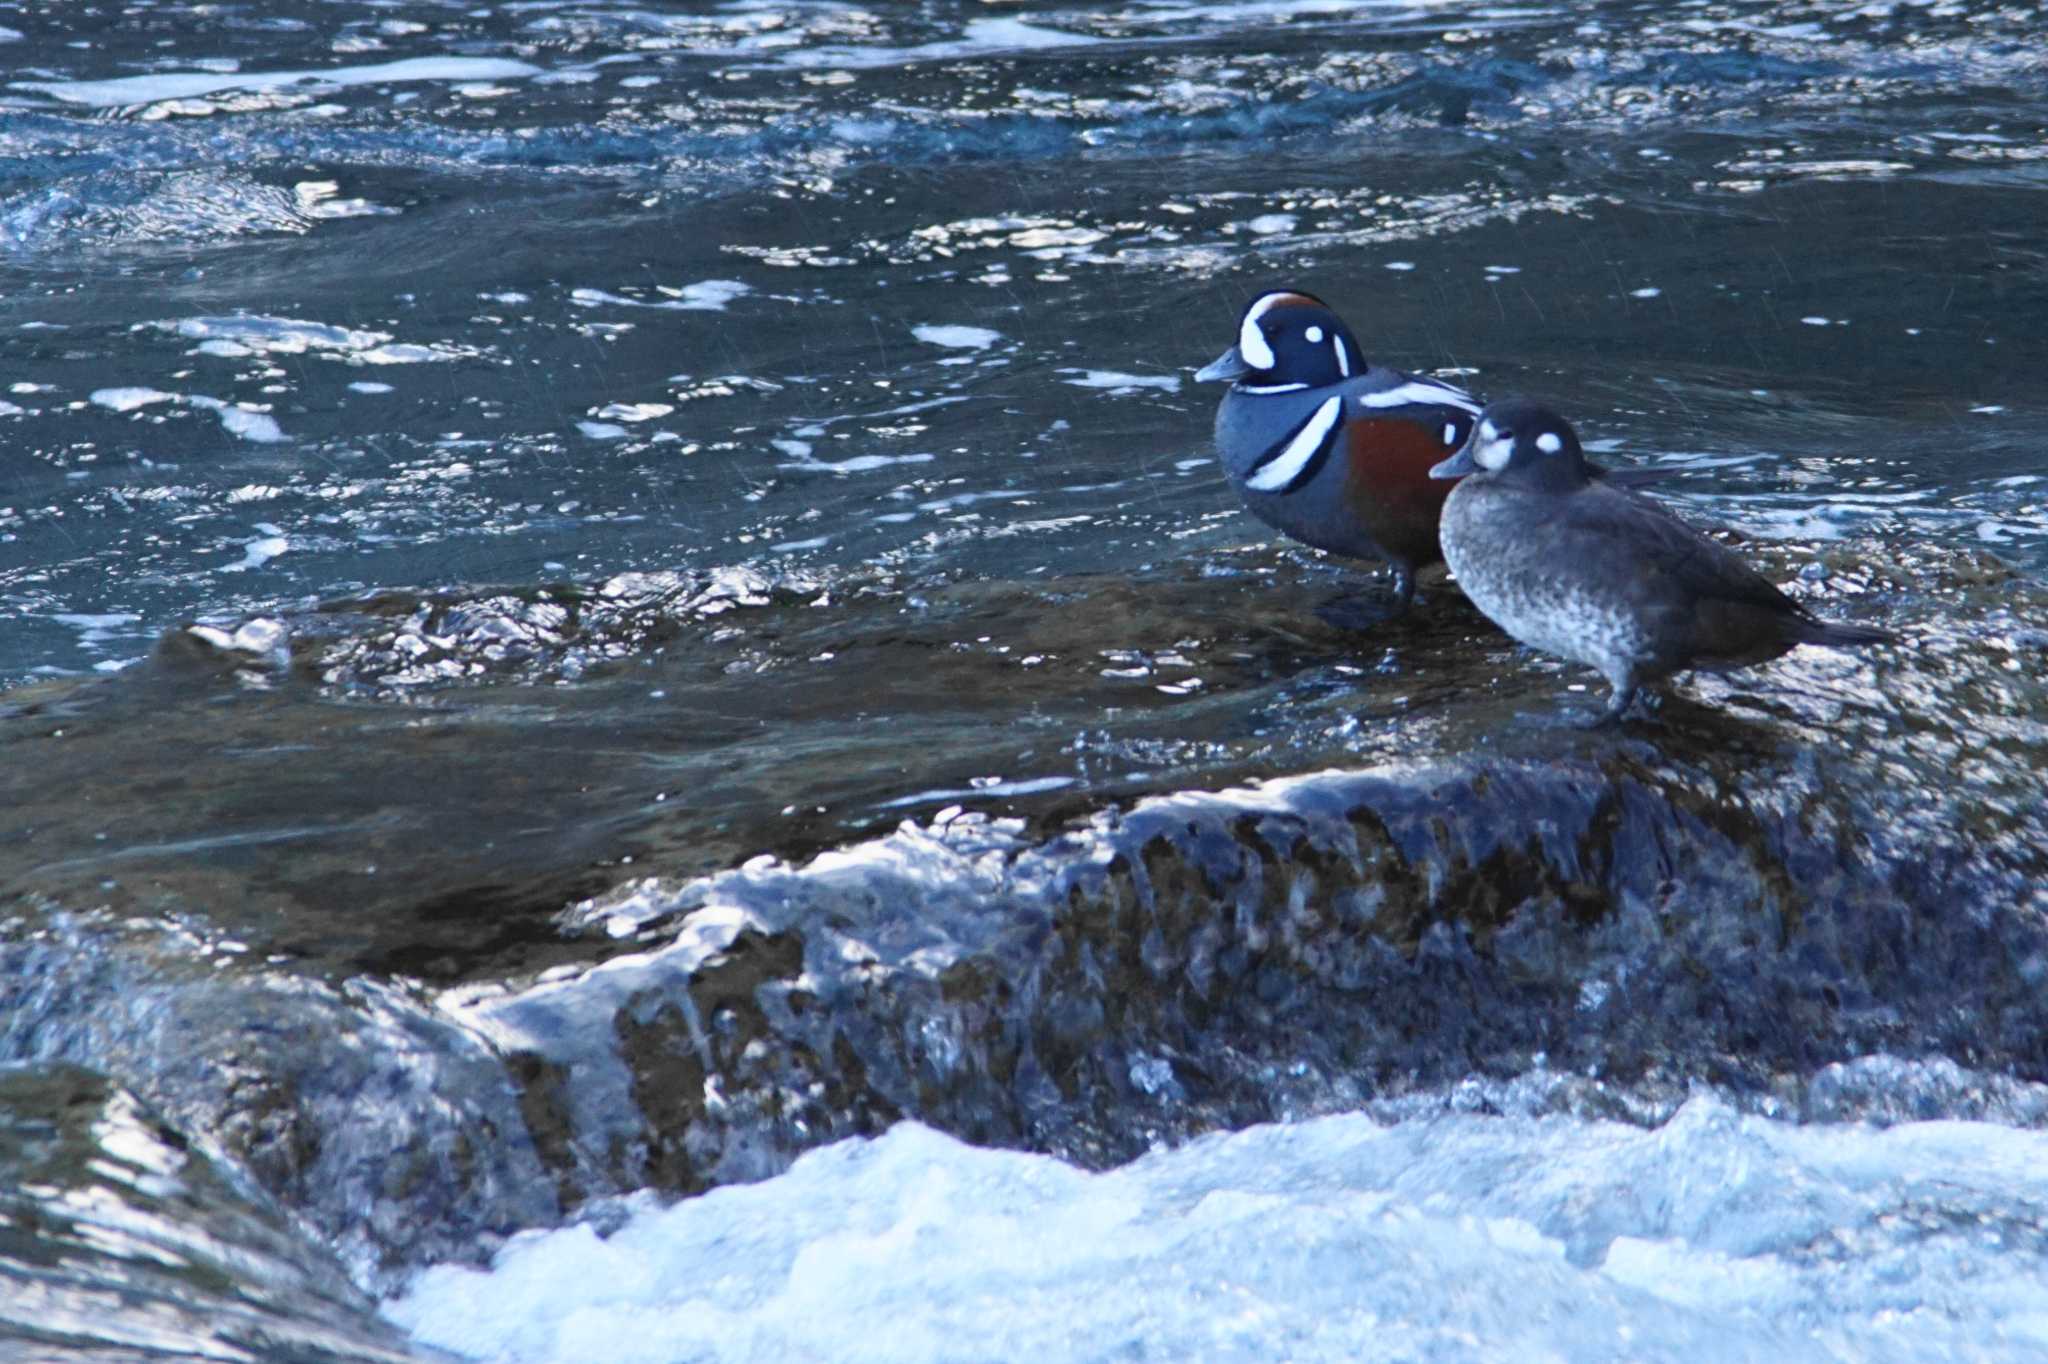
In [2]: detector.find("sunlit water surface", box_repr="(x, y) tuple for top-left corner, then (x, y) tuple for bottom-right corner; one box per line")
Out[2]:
(4, 0), (2048, 1359)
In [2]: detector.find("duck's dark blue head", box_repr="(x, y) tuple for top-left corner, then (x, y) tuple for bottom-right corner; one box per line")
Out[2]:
(1430, 396), (1590, 489)
(1196, 289), (1364, 392)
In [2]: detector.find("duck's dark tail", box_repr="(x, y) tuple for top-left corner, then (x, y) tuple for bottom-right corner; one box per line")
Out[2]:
(1798, 616), (1896, 649)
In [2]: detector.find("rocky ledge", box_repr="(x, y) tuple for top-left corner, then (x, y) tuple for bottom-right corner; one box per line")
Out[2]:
(2, 536), (2043, 1285)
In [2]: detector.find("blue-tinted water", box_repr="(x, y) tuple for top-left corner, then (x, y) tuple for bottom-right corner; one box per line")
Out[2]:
(3, 2), (2047, 1359)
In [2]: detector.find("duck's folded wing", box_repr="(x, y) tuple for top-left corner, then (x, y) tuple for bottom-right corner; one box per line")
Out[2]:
(1564, 484), (1800, 615)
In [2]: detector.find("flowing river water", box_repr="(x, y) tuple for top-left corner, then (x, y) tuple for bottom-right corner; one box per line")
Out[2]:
(3, 1), (2048, 1359)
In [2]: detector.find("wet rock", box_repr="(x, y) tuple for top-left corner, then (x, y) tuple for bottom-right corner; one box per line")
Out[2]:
(0, 1064), (428, 1361)
(3, 538), (2044, 1281)
(0, 909), (555, 1294)
(478, 714), (2048, 1211)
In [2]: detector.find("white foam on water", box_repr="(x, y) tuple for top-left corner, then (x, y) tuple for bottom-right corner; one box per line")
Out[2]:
(294, 180), (398, 220)
(11, 55), (542, 109)
(775, 17), (1101, 70)
(878, 775), (1079, 808)
(1133, 0), (1422, 21)
(164, 315), (466, 364)
(570, 281), (750, 312)
(781, 452), (939, 474)
(91, 386), (284, 441)
(593, 403), (675, 423)
(52, 612), (143, 649)
(388, 1096), (2048, 1364)
(186, 396), (286, 443)
(219, 531), (290, 573)
(912, 324), (1002, 350)
(173, 316), (384, 351)
(1058, 368), (1181, 393)
(89, 387), (177, 413)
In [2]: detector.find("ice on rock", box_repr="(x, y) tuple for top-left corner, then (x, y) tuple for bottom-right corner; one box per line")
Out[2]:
(389, 1096), (2048, 1363)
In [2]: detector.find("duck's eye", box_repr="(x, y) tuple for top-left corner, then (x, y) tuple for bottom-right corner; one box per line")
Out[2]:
(1305, 325), (1325, 343)
(1536, 432), (1563, 455)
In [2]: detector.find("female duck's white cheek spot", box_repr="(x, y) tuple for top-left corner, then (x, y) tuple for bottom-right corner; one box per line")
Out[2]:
(1238, 315), (1276, 370)
(1477, 437), (1515, 471)
(1535, 432), (1563, 455)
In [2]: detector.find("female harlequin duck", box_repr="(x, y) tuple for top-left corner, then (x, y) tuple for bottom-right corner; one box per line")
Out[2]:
(1196, 288), (1664, 612)
(1430, 397), (1894, 724)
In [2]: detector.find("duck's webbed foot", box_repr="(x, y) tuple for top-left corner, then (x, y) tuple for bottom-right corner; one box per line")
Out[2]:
(1573, 681), (1640, 728)
(1388, 564), (1417, 614)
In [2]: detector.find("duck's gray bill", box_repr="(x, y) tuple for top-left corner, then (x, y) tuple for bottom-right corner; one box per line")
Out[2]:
(1194, 347), (1250, 383)
(1429, 446), (1479, 479)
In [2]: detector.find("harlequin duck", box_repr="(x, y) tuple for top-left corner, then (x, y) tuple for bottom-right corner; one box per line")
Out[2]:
(1196, 288), (1665, 611)
(1430, 397), (1894, 724)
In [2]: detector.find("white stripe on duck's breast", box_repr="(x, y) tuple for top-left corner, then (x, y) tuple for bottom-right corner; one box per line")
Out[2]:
(1245, 395), (1344, 494)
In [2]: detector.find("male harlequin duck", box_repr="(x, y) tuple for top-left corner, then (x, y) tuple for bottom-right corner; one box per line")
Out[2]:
(1429, 397), (1894, 724)
(1196, 288), (1479, 610)
(1196, 288), (1665, 611)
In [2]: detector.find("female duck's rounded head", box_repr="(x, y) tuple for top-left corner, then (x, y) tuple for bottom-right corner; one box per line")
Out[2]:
(1430, 396), (1589, 488)
(1196, 289), (1364, 391)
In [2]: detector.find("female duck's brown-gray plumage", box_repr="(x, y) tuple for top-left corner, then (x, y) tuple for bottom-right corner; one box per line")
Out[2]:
(1430, 396), (1893, 723)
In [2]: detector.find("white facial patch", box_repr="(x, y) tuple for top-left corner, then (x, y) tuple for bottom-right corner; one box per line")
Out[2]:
(1245, 396), (1342, 493)
(1536, 431), (1563, 455)
(1237, 294), (1288, 371)
(1333, 333), (1352, 378)
(1476, 434), (1515, 471)
(1441, 422), (1459, 445)
(1238, 314), (1274, 370)
(1358, 379), (1479, 413)
(1305, 325), (1324, 343)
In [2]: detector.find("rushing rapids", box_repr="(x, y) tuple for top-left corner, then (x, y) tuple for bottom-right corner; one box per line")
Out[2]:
(3, 0), (2047, 1358)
